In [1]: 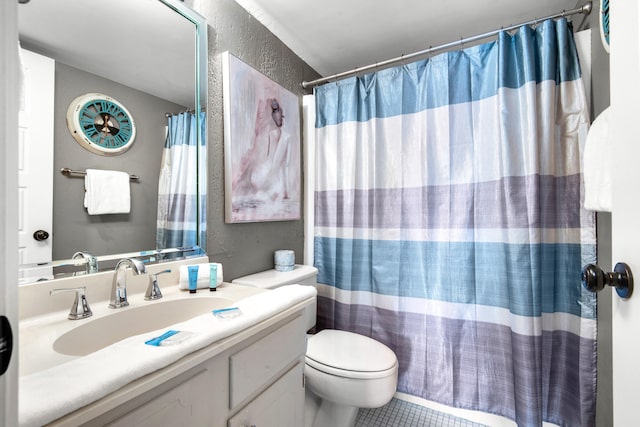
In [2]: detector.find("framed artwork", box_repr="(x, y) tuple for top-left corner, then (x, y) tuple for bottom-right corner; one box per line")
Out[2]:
(222, 51), (301, 223)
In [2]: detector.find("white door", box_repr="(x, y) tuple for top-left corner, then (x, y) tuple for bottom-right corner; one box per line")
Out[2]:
(610, 2), (640, 425)
(18, 49), (54, 268)
(1, 1), (20, 425)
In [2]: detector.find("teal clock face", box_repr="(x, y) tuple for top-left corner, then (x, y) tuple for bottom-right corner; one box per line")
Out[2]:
(600, 0), (610, 53)
(66, 93), (136, 156)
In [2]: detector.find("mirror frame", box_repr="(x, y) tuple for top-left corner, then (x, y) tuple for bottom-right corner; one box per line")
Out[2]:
(18, 0), (208, 283)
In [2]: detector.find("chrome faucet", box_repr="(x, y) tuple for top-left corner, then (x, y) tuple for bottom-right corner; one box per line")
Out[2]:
(109, 258), (146, 309)
(50, 286), (93, 320)
(72, 251), (98, 275)
(145, 269), (171, 301)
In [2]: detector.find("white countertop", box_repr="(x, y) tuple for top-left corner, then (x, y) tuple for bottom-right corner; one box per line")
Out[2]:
(17, 257), (317, 427)
(19, 280), (263, 376)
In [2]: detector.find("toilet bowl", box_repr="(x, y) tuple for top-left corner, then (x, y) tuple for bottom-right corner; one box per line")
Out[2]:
(232, 265), (399, 427)
(304, 329), (398, 427)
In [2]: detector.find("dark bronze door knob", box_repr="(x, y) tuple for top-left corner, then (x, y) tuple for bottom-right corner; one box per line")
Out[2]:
(582, 262), (633, 299)
(33, 230), (50, 241)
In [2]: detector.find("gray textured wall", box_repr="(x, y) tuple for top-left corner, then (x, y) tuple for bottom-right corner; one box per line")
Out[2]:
(189, 0), (320, 280)
(53, 63), (184, 260)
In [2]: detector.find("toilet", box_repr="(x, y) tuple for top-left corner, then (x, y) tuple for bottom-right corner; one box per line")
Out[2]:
(232, 265), (398, 427)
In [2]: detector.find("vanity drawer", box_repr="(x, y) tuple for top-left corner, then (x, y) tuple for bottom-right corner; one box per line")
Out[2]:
(229, 314), (305, 408)
(104, 367), (211, 427)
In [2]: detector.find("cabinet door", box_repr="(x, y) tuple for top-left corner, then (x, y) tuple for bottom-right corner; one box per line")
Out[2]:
(229, 314), (305, 408)
(228, 363), (304, 427)
(106, 369), (212, 427)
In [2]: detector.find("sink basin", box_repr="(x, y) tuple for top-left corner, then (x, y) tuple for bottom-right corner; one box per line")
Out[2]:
(53, 296), (233, 356)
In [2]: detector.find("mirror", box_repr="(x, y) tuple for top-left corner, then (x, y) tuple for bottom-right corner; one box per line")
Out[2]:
(17, 0), (207, 283)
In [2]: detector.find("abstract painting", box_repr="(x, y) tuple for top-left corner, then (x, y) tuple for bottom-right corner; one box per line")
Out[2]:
(222, 51), (301, 223)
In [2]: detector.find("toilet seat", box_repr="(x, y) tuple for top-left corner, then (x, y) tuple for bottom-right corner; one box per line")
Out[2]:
(306, 330), (398, 380)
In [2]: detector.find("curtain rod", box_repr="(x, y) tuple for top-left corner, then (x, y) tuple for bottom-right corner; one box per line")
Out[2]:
(165, 108), (196, 118)
(301, 2), (592, 89)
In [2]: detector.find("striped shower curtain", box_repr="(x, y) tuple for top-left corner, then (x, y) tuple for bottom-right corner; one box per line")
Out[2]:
(156, 111), (207, 250)
(313, 19), (596, 426)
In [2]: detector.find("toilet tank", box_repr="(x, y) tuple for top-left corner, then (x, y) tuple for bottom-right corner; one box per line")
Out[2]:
(231, 264), (318, 289)
(232, 265), (318, 329)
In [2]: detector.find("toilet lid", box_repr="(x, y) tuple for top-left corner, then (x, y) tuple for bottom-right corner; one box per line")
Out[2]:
(306, 330), (397, 377)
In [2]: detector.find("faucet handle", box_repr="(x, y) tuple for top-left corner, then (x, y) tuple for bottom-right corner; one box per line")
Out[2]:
(145, 269), (171, 301)
(50, 287), (93, 320)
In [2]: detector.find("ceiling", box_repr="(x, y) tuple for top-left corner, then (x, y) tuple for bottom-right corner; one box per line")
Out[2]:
(233, 0), (588, 79)
(18, 0), (195, 107)
(17, 0), (590, 100)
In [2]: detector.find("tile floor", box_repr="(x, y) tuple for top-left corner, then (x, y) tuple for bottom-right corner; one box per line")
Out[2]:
(355, 398), (488, 427)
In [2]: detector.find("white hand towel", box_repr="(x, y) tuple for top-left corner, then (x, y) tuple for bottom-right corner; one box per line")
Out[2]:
(84, 169), (131, 215)
(583, 107), (612, 212)
(179, 263), (224, 290)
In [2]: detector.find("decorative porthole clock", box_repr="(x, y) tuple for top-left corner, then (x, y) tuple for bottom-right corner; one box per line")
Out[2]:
(600, 0), (610, 54)
(66, 93), (136, 156)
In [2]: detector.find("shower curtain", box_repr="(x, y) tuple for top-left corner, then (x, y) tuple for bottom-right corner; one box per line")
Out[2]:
(156, 111), (207, 250)
(313, 19), (596, 427)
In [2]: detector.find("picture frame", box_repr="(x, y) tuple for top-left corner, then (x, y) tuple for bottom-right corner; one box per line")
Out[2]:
(222, 51), (301, 223)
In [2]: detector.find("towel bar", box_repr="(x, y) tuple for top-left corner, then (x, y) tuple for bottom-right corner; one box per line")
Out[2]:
(60, 167), (140, 181)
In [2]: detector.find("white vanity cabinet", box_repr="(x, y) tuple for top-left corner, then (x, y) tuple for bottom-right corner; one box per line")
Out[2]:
(228, 363), (304, 427)
(227, 314), (306, 427)
(53, 308), (308, 427)
(102, 367), (215, 427)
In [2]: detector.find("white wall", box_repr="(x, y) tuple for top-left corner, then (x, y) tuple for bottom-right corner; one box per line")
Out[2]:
(610, 2), (640, 426)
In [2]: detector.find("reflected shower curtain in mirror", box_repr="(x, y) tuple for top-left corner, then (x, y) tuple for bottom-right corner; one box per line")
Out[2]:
(156, 111), (207, 250)
(313, 19), (596, 426)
